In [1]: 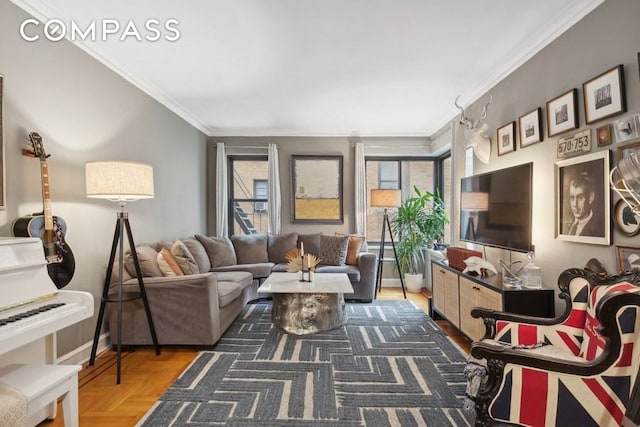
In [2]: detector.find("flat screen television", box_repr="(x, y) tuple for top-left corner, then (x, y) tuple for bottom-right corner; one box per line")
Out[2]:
(460, 162), (533, 252)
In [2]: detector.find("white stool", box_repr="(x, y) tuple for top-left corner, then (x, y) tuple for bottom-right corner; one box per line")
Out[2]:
(0, 364), (81, 427)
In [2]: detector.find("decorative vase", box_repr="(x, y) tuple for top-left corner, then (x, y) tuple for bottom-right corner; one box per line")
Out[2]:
(405, 273), (424, 293)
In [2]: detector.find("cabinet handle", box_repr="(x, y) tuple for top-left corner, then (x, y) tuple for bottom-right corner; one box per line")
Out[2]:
(473, 286), (480, 291)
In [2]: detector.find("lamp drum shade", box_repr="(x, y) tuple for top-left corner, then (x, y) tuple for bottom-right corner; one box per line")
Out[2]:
(370, 189), (401, 208)
(460, 192), (489, 211)
(85, 161), (154, 201)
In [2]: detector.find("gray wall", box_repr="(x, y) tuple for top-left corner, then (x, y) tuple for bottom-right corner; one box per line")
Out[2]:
(0, 0), (207, 356)
(442, 0), (640, 313)
(208, 136), (433, 236)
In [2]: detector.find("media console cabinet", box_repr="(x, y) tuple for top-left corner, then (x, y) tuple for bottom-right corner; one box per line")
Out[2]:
(431, 259), (555, 341)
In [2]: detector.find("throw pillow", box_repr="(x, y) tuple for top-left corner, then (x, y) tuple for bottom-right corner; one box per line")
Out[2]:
(157, 248), (184, 277)
(171, 240), (199, 275)
(124, 245), (163, 277)
(319, 235), (349, 266)
(195, 234), (237, 268)
(231, 233), (269, 264)
(298, 233), (322, 256)
(336, 233), (365, 266)
(268, 233), (299, 263)
(184, 238), (212, 273)
(153, 240), (174, 252)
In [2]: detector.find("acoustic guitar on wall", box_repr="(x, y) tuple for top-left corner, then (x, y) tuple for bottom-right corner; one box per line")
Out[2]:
(13, 132), (75, 288)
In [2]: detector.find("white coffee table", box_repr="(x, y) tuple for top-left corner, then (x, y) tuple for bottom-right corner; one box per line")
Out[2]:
(258, 272), (354, 335)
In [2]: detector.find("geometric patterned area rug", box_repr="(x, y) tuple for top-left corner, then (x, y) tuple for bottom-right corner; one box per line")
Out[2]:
(138, 300), (474, 426)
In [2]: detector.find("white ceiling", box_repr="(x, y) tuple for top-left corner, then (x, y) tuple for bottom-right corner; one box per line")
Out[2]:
(12, 0), (603, 137)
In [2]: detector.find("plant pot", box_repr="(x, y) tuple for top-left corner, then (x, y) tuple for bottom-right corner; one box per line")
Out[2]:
(405, 273), (423, 293)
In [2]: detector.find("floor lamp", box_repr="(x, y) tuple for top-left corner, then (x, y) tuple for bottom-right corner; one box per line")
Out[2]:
(86, 161), (161, 384)
(370, 189), (406, 299)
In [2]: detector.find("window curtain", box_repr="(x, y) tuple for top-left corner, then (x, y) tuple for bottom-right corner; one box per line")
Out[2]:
(355, 142), (367, 236)
(216, 142), (228, 237)
(267, 143), (282, 234)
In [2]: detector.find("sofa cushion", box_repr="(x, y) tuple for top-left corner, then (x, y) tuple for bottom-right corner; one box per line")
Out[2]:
(171, 240), (199, 275)
(271, 263), (289, 272)
(217, 281), (244, 308)
(212, 262), (274, 279)
(214, 271), (254, 288)
(215, 271), (254, 308)
(268, 233), (299, 263)
(298, 233), (322, 256)
(184, 238), (212, 273)
(124, 245), (163, 277)
(153, 240), (174, 252)
(315, 265), (361, 282)
(336, 233), (366, 266)
(157, 248), (184, 277)
(319, 235), (349, 266)
(195, 234), (237, 267)
(231, 233), (269, 264)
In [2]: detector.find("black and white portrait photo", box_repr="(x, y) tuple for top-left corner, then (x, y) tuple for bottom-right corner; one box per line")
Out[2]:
(556, 150), (610, 245)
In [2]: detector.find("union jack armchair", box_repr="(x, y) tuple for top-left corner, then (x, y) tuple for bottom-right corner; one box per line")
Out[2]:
(468, 268), (640, 427)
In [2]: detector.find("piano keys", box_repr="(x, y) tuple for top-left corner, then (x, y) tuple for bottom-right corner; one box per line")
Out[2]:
(0, 237), (93, 424)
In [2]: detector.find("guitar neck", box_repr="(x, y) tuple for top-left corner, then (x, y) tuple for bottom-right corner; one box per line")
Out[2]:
(40, 159), (54, 231)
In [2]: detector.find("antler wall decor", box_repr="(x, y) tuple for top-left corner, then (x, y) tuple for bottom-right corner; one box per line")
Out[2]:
(454, 93), (493, 164)
(454, 93), (493, 129)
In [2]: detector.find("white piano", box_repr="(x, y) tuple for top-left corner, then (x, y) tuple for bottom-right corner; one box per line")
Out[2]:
(0, 237), (94, 423)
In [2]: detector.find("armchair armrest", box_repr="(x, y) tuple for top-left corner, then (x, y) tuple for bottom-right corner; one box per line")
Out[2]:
(472, 307), (567, 340)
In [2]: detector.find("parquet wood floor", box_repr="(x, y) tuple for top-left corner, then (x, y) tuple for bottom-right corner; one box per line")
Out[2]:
(41, 288), (470, 427)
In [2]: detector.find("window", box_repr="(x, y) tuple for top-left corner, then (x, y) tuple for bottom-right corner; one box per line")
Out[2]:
(366, 156), (450, 244)
(253, 179), (268, 213)
(228, 157), (268, 235)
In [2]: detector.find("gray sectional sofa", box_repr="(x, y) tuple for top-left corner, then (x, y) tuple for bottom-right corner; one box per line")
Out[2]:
(106, 232), (377, 347)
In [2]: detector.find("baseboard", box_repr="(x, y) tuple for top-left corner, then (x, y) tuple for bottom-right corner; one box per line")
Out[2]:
(58, 332), (110, 365)
(382, 279), (402, 287)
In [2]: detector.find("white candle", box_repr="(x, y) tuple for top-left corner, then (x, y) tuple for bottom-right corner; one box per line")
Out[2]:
(300, 242), (304, 257)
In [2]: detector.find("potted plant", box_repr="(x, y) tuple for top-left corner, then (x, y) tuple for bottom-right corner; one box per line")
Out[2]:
(391, 187), (449, 292)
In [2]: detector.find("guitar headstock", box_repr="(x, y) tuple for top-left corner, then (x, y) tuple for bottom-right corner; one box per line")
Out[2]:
(22, 132), (49, 160)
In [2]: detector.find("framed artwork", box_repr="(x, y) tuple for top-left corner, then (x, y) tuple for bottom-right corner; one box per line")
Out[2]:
(518, 107), (543, 148)
(547, 89), (578, 137)
(555, 150), (610, 245)
(583, 64), (626, 124)
(596, 124), (612, 146)
(613, 199), (640, 237)
(291, 155), (343, 223)
(616, 245), (640, 272)
(614, 115), (640, 143)
(497, 121), (516, 156)
(0, 74), (4, 209)
(616, 140), (640, 162)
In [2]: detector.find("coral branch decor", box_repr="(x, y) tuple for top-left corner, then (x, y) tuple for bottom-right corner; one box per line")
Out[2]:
(285, 247), (320, 281)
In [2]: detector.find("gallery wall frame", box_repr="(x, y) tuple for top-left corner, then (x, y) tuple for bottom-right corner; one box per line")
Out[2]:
(291, 154), (343, 223)
(518, 107), (543, 148)
(0, 74), (5, 209)
(555, 150), (610, 245)
(613, 114), (640, 143)
(616, 245), (640, 272)
(616, 140), (640, 162)
(547, 89), (578, 138)
(596, 124), (612, 147)
(497, 121), (516, 156)
(583, 64), (626, 124)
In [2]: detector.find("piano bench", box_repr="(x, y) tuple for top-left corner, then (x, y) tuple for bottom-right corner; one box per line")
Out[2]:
(0, 364), (81, 427)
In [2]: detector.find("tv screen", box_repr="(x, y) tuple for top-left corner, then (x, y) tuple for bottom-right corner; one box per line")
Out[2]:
(460, 163), (533, 252)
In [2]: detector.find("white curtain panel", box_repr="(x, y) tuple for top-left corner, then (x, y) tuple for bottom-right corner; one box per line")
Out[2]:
(216, 143), (228, 237)
(355, 142), (367, 236)
(268, 144), (282, 234)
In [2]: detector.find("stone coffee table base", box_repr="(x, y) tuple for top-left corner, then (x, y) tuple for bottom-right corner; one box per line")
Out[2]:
(271, 292), (346, 335)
